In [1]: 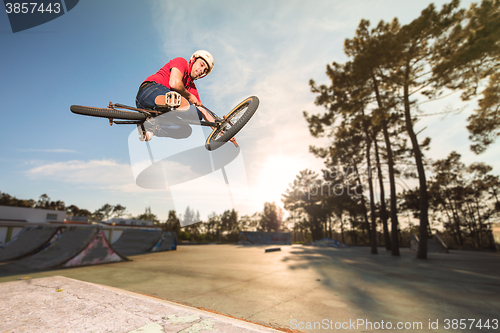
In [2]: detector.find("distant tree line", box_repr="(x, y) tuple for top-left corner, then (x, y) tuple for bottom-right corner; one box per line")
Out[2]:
(162, 203), (283, 243)
(290, 0), (500, 258)
(0, 191), (285, 243)
(402, 152), (500, 249)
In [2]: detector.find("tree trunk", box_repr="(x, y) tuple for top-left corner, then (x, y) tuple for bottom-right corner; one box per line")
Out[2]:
(372, 75), (400, 256)
(447, 197), (464, 246)
(340, 214), (345, 243)
(443, 207), (459, 247)
(403, 64), (429, 259)
(373, 135), (391, 251)
(326, 216), (330, 239)
(466, 201), (480, 248)
(363, 122), (378, 255)
(353, 162), (372, 242)
(350, 218), (357, 245)
(474, 197), (484, 248)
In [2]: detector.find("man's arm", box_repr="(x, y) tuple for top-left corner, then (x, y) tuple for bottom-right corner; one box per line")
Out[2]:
(169, 67), (201, 106)
(197, 105), (215, 123)
(198, 106), (238, 147)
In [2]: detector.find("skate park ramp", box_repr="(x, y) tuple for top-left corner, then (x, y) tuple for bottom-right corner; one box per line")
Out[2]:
(0, 226), (59, 263)
(0, 226), (128, 274)
(410, 234), (449, 253)
(150, 231), (177, 252)
(239, 231), (291, 245)
(112, 229), (162, 256)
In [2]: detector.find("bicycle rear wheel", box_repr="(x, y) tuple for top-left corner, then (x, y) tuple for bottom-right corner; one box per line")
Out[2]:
(70, 105), (147, 121)
(205, 96), (259, 151)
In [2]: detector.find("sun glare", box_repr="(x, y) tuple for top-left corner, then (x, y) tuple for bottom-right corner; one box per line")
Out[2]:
(252, 155), (306, 205)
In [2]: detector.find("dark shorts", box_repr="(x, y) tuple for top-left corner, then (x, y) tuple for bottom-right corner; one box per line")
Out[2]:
(135, 82), (203, 139)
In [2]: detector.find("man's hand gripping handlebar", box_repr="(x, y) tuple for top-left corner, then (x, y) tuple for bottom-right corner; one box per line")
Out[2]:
(198, 105), (238, 147)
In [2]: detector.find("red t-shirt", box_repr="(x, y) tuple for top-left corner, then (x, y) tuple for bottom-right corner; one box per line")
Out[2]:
(144, 57), (201, 103)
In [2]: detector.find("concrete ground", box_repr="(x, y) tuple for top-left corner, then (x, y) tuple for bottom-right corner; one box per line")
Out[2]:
(1, 245), (499, 333)
(0, 276), (282, 333)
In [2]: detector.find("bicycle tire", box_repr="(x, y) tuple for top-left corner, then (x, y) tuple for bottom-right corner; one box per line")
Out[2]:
(70, 105), (147, 121)
(205, 96), (259, 151)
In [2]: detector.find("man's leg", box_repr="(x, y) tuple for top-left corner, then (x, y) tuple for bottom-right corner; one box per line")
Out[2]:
(135, 82), (197, 139)
(135, 82), (170, 110)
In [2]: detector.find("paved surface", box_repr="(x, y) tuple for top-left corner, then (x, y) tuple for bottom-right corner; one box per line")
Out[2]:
(0, 276), (281, 333)
(0, 226), (58, 262)
(0, 245), (499, 332)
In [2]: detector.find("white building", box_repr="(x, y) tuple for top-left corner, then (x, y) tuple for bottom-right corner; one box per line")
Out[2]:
(106, 218), (154, 226)
(0, 205), (66, 223)
(0, 205), (67, 246)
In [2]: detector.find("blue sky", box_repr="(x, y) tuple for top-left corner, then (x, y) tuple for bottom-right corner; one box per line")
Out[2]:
(1, 0), (498, 221)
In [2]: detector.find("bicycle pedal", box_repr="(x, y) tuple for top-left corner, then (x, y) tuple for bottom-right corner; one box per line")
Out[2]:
(155, 92), (181, 108)
(165, 91), (182, 107)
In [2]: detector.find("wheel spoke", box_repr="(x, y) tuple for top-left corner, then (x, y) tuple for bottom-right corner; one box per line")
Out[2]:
(205, 96), (259, 151)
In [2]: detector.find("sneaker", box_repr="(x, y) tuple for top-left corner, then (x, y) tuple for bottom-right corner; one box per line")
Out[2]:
(137, 124), (154, 142)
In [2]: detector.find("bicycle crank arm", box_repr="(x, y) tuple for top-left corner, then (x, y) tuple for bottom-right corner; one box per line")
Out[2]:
(113, 120), (144, 125)
(159, 118), (220, 127)
(199, 120), (219, 127)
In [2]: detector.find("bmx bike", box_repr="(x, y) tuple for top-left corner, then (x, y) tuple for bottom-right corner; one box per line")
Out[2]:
(70, 93), (259, 151)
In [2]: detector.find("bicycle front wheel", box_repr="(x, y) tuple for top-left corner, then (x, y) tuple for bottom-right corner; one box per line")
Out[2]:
(70, 105), (147, 121)
(205, 96), (259, 151)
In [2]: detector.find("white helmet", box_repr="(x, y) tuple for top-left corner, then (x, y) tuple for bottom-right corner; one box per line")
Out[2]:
(190, 50), (214, 78)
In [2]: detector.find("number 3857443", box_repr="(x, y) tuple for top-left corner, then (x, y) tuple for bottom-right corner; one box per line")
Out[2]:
(5, 3), (61, 14)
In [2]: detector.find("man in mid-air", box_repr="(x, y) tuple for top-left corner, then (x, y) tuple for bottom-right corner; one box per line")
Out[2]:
(136, 50), (216, 138)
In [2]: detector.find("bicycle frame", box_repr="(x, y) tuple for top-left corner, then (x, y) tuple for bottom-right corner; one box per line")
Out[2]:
(71, 95), (258, 150)
(107, 102), (222, 128)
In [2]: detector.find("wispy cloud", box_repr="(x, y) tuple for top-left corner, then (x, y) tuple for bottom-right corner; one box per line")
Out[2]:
(151, 0), (343, 167)
(25, 159), (157, 194)
(146, 1), (371, 213)
(146, 0), (500, 215)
